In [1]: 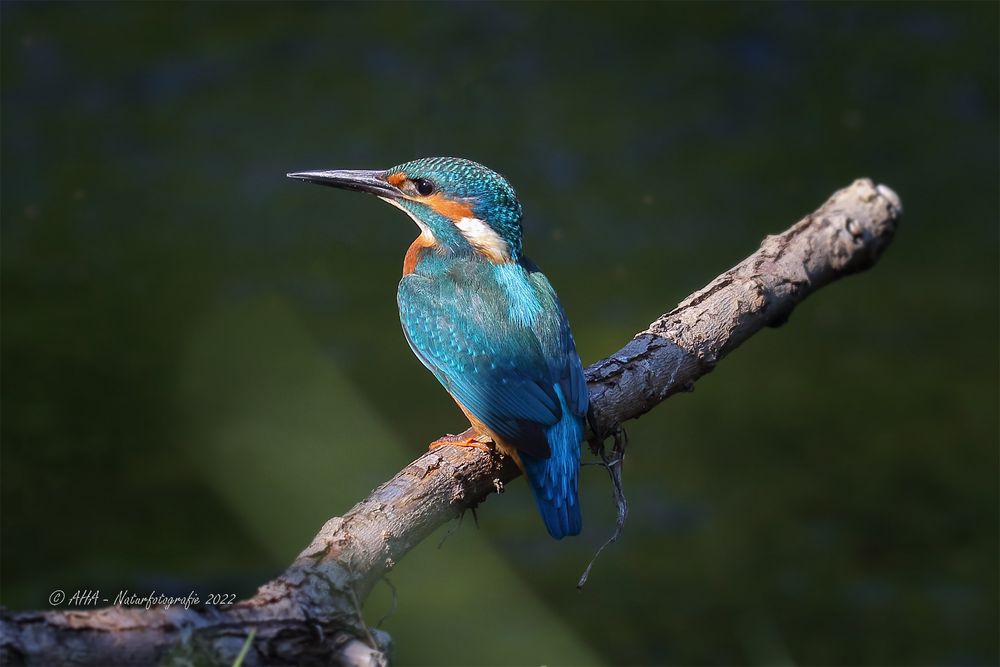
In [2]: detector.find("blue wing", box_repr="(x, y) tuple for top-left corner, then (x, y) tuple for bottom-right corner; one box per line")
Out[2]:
(519, 259), (587, 536)
(520, 257), (589, 421)
(397, 258), (584, 459)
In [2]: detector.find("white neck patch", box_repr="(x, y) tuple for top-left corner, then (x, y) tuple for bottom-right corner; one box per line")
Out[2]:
(379, 196), (436, 244)
(455, 216), (511, 263)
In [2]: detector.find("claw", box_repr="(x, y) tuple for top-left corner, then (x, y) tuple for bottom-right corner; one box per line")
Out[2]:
(428, 428), (493, 454)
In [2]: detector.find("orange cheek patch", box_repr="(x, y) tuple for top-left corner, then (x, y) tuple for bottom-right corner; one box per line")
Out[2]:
(389, 174), (474, 220)
(422, 192), (475, 220)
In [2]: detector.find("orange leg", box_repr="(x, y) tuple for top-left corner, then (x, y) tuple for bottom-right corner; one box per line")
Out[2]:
(428, 427), (494, 454)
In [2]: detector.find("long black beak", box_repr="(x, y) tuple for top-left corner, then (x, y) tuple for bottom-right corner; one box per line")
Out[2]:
(286, 169), (403, 198)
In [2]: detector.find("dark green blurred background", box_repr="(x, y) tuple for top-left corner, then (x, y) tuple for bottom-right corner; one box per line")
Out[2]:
(2, 2), (997, 665)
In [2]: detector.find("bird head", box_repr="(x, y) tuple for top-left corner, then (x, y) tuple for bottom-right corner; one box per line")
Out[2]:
(288, 157), (524, 262)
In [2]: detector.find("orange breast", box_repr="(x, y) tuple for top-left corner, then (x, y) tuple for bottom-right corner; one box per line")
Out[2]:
(403, 235), (435, 276)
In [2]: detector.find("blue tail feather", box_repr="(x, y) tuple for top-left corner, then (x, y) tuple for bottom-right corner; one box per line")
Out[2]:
(521, 388), (583, 539)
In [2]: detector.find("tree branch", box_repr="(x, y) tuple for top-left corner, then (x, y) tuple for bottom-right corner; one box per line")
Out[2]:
(0, 179), (902, 666)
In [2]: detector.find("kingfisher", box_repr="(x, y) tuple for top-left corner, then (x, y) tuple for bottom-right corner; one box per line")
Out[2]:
(287, 157), (587, 539)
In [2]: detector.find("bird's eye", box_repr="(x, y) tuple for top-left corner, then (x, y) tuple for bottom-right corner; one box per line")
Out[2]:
(413, 178), (435, 196)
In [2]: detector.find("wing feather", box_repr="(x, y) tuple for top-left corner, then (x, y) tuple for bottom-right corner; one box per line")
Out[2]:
(398, 269), (562, 458)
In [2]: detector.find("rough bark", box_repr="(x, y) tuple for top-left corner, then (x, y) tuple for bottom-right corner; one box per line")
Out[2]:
(0, 179), (902, 667)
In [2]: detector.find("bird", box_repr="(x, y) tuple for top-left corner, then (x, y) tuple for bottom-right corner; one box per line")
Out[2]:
(287, 157), (587, 539)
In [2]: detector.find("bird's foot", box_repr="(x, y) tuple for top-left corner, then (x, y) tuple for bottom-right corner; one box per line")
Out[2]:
(428, 428), (493, 454)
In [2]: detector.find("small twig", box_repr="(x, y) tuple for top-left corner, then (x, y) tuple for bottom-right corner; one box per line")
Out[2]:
(437, 511), (465, 549)
(375, 577), (398, 630)
(347, 586), (378, 650)
(578, 427), (629, 589)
